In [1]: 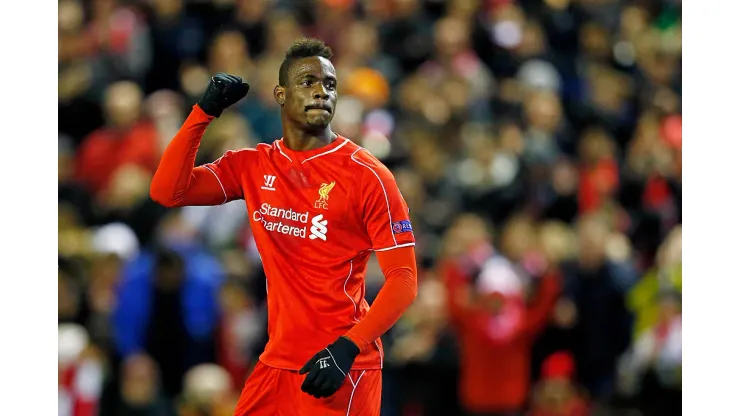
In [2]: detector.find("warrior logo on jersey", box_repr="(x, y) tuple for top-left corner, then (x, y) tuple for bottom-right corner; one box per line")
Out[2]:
(314, 181), (336, 210)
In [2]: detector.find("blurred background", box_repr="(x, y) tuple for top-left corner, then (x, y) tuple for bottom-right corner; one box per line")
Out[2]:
(58, 0), (681, 415)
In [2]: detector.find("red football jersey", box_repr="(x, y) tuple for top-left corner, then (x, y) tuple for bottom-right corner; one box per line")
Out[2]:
(203, 136), (415, 370)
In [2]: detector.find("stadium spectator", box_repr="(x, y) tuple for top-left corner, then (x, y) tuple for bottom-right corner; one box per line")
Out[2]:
(559, 214), (638, 400)
(98, 353), (176, 416)
(75, 81), (159, 198)
(442, 214), (561, 414)
(529, 352), (590, 416)
(112, 242), (224, 398)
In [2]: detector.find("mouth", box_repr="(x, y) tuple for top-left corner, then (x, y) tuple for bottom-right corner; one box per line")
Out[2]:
(305, 103), (332, 114)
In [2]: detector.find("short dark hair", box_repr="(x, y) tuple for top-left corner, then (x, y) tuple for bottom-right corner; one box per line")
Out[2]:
(278, 38), (334, 86)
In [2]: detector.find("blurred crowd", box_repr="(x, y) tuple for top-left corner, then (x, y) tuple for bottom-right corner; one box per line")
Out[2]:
(58, 0), (682, 415)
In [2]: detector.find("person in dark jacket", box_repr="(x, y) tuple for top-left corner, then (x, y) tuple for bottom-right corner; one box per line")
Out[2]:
(113, 245), (224, 398)
(559, 215), (637, 400)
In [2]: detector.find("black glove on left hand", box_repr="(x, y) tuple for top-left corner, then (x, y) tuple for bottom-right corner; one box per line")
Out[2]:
(197, 73), (250, 117)
(299, 336), (360, 398)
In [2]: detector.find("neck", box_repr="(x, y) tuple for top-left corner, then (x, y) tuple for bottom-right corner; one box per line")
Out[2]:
(282, 122), (337, 151)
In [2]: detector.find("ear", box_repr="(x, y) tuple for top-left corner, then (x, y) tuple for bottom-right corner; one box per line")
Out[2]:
(274, 85), (285, 106)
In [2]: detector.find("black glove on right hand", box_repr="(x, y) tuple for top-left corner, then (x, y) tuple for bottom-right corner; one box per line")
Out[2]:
(197, 73), (250, 117)
(299, 336), (360, 399)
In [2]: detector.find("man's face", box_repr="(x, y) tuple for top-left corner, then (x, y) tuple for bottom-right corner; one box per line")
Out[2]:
(276, 56), (338, 130)
(104, 81), (143, 129)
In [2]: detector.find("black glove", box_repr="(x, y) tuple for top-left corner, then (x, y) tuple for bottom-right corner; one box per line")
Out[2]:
(197, 73), (250, 117)
(299, 336), (360, 398)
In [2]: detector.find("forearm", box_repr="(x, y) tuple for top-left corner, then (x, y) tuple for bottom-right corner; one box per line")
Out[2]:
(344, 247), (418, 353)
(442, 261), (474, 326)
(524, 272), (561, 336)
(150, 104), (219, 207)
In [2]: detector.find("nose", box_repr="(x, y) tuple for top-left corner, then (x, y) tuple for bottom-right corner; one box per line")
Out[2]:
(313, 84), (329, 100)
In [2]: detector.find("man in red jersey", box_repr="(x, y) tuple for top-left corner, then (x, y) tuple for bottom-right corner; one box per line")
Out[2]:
(150, 38), (418, 416)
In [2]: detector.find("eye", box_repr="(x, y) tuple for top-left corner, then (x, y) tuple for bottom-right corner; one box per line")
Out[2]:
(325, 82), (336, 91)
(301, 80), (312, 87)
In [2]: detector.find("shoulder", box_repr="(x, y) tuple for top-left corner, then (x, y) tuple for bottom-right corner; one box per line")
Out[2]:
(312, 136), (390, 176)
(216, 142), (273, 164)
(130, 121), (157, 135)
(346, 143), (395, 183)
(119, 252), (156, 284)
(609, 269), (639, 294)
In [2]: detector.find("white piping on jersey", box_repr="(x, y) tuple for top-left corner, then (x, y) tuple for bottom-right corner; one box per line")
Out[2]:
(350, 148), (397, 246)
(274, 141), (293, 162)
(346, 370), (366, 416)
(203, 165), (228, 205)
(348, 370), (365, 388)
(375, 339), (383, 369)
(374, 242), (416, 252)
(344, 259), (360, 323)
(301, 138), (350, 164)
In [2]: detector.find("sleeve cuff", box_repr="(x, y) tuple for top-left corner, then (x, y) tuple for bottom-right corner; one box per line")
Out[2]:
(342, 332), (373, 354)
(192, 104), (215, 122)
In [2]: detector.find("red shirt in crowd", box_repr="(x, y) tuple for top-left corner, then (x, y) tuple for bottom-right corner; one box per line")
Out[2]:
(75, 121), (159, 196)
(443, 258), (561, 413)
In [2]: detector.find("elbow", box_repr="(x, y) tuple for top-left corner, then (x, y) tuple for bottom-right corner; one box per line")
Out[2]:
(397, 266), (419, 307)
(149, 181), (178, 208)
(404, 273), (418, 308)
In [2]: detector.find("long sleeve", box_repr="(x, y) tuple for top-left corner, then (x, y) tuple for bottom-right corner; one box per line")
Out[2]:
(523, 272), (562, 338)
(442, 259), (472, 326)
(150, 104), (243, 207)
(112, 254), (154, 358)
(343, 246), (418, 353)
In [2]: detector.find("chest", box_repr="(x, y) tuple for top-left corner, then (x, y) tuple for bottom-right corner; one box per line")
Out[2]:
(242, 157), (362, 247)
